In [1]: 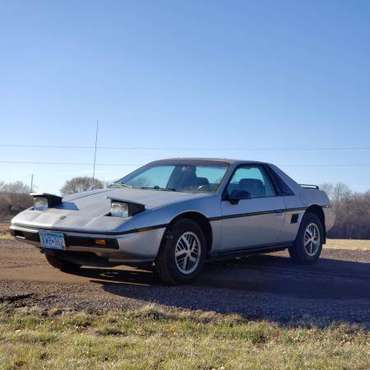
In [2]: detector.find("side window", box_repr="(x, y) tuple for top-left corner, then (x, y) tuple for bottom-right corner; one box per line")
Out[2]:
(227, 166), (276, 198)
(196, 166), (227, 191)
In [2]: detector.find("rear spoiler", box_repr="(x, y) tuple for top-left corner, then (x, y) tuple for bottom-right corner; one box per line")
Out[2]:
(300, 184), (319, 190)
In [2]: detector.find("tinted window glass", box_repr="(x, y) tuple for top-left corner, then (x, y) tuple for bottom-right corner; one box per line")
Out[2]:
(116, 163), (228, 193)
(125, 166), (174, 188)
(267, 166), (294, 195)
(196, 166), (227, 186)
(227, 166), (276, 198)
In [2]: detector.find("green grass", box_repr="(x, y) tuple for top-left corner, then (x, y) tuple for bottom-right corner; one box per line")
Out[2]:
(0, 305), (368, 369)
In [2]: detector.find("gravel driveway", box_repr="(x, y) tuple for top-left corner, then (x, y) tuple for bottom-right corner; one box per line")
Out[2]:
(1, 239), (369, 327)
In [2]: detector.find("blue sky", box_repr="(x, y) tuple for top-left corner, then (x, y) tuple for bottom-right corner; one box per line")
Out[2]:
(1, 0), (370, 194)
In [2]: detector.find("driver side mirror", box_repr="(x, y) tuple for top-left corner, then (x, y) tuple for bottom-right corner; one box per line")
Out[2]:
(226, 189), (251, 205)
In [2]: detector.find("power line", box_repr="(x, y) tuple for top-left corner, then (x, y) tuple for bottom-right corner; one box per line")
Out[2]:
(1, 160), (370, 167)
(0, 144), (92, 149)
(1, 144), (370, 151)
(0, 160), (139, 166)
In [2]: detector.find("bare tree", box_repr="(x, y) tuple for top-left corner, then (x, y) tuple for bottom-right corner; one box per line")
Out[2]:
(0, 180), (33, 217)
(320, 183), (334, 199)
(332, 183), (352, 203)
(0, 181), (31, 194)
(320, 182), (370, 239)
(60, 177), (104, 195)
(320, 182), (351, 202)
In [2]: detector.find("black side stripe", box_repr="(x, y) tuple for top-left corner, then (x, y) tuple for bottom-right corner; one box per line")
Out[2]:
(209, 207), (307, 222)
(284, 207), (308, 213)
(122, 224), (168, 235)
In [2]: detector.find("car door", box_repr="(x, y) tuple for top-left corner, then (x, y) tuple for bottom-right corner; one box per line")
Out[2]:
(220, 165), (286, 251)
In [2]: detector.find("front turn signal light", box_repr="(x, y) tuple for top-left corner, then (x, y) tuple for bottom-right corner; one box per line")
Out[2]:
(95, 239), (107, 247)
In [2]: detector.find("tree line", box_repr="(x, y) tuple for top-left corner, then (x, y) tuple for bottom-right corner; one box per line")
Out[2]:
(0, 178), (104, 218)
(0, 181), (33, 218)
(320, 183), (370, 239)
(1, 178), (370, 239)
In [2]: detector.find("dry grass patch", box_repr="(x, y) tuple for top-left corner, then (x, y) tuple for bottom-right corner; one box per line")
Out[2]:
(0, 223), (10, 240)
(326, 239), (370, 251)
(0, 305), (368, 370)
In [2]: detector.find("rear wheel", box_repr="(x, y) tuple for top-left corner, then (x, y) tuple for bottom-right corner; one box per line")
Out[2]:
(45, 254), (81, 272)
(155, 219), (206, 284)
(289, 212), (324, 264)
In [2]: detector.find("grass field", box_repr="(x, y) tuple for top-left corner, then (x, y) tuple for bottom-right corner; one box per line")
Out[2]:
(0, 221), (369, 369)
(0, 305), (368, 370)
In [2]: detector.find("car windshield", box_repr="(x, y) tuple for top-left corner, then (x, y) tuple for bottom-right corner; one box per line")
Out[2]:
(112, 163), (228, 193)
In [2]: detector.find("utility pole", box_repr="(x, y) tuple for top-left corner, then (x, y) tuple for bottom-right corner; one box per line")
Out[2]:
(92, 120), (99, 187)
(30, 174), (34, 193)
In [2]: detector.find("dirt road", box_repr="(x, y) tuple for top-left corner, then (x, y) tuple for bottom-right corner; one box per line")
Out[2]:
(1, 239), (369, 327)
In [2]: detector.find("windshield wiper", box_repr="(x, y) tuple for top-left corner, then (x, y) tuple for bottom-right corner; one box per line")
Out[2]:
(140, 186), (177, 192)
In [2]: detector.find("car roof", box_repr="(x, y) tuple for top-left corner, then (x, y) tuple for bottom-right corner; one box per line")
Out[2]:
(148, 158), (269, 167)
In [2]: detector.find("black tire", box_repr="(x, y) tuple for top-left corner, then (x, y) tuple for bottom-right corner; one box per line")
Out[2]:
(45, 254), (81, 272)
(289, 212), (324, 264)
(155, 219), (207, 284)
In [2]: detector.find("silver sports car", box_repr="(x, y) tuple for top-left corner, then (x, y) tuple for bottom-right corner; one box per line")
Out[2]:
(10, 158), (335, 284)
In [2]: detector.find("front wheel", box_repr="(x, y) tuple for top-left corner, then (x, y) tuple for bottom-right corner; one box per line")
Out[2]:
(289, 212), (324, 264)
(155, 219), (206, 284)
(45, 254), (81, 273)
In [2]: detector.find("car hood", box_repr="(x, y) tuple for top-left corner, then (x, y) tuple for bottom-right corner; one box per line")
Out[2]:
(11, 188), (210, 232)
(64, 187), (207, 211)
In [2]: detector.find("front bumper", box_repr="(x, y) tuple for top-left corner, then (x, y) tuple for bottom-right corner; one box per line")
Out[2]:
(10, 224), (166, 266)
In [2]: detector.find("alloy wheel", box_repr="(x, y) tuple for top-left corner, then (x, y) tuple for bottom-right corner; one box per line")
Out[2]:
(304, 222), (321, 256)
(174, 231), (202, 275)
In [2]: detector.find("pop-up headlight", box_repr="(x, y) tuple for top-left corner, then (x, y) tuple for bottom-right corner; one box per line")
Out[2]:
(110, 202), (129, 218)
(108, 198), (145, 218)
(33, 197), (49, 211)
(31, 193), (62, 211)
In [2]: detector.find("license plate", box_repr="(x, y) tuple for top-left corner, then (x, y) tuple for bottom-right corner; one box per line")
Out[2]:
(39, 231), (65, 250)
